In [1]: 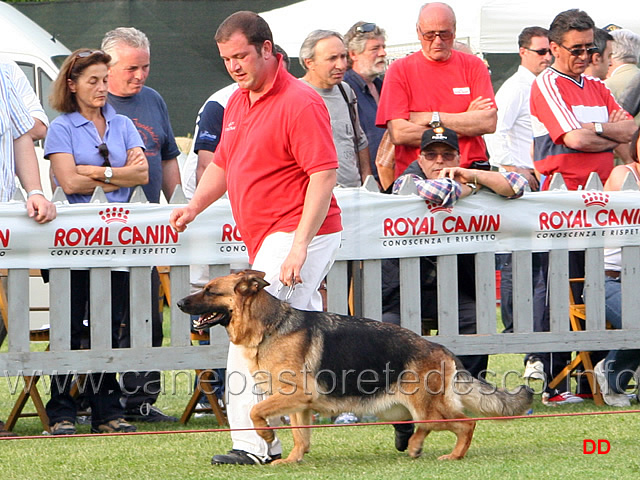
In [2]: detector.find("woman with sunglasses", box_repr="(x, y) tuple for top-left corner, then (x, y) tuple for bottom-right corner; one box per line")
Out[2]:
(43, 48), (147, 435)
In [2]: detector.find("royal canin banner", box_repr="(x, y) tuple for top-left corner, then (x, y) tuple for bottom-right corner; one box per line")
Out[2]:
(2, 188), (640, 268)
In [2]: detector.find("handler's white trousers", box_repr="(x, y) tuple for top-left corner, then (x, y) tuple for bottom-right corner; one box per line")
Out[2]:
(226, 231), (341, 459)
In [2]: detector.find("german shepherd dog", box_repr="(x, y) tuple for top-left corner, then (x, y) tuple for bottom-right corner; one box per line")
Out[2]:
(178, 270), (532, 464)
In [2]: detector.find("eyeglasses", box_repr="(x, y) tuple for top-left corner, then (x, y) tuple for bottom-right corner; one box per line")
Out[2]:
(355, 23), (376, 34)
(97, 143), (111, 167)
(67, 50), (104, 79)
(418, 26), (454, 42)
(525, 47), (551, 56)
(559, 44), (598, 57)
(422, 151), (457, 162)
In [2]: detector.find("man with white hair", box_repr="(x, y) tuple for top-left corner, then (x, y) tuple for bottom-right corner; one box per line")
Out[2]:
(101, 26), (182, 423)
(343, 21), (387, 182)
(606, 28), (640, 110)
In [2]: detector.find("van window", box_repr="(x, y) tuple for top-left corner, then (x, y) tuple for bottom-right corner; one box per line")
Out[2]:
(38, 68), (57, 121)
(17, 62), (36, 89)
(52, 55), (68, 70)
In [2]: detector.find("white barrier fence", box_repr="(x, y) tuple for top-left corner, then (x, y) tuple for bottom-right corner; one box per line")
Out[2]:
(2, 174), (640, 376)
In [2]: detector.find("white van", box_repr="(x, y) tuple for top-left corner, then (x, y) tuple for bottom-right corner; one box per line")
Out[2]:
(0, 2), (70, 123)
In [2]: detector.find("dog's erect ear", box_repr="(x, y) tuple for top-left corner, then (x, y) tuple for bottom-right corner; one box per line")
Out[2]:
(235, 270), (270, 296)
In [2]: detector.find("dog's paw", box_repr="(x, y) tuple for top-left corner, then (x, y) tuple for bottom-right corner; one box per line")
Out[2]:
(271, 457), (302, 466)
(437, 453), (464, 461)
(408, 447), (422, 459)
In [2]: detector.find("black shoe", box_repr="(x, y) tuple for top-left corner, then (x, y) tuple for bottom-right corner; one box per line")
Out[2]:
(211, 449), (282, 465)
(393, 423), (414, 452)
(124, 403), (178, 422)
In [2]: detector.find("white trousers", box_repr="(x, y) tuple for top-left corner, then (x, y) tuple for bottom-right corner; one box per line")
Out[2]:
(226, 231), (341, 458)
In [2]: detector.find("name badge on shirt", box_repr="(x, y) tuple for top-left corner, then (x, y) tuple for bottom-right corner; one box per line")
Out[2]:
(453, 87), (470, 95)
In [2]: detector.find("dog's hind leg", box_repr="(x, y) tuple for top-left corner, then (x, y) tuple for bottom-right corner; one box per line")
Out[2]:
(438, 419), (475, 460)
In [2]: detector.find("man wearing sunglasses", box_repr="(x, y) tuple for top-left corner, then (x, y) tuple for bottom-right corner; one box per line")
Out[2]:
(343, 21), (387, 183)
(530, 9), (636, 191)
(486, 27), (551, 191)
(376, 2), (497, 179)
(530, 9), (636, 405)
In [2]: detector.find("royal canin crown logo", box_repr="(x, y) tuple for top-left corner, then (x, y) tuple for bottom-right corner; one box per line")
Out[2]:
(426, 202), (452, 214)
(582, 192), (609, 208)
(100, 207), (130, 224)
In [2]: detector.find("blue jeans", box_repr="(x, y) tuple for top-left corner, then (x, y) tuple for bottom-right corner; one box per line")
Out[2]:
(603, 276), (640, 393)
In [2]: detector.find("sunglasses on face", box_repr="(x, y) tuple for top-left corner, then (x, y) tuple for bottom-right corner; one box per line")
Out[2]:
(67, 50), (104, 79)
(525, 47), (551, 56)
(559, 43), (598, 57)
(356, 22), (376, 34)
(418, 26), (454, 42)
(422, 151), (457, 162)
(97, 143), (111, 167)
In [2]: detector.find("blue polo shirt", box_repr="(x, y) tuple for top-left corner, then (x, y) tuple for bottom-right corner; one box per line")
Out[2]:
(344, 69), (385, 180)
(44, 103), (144, 204)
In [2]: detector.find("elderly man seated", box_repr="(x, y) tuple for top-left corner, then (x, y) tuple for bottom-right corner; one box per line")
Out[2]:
(381, 127), (528, 451)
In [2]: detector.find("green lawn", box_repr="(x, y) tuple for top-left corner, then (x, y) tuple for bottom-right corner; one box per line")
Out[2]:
(1, 311), (639, 479)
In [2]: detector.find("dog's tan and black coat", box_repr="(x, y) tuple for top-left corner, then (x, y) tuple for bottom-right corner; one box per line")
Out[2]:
(178, 270), (532, 464)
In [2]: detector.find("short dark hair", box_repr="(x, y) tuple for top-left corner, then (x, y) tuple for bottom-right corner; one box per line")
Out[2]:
(50, 49), (112, 113)
(518, 26), (549, 49)
(548, 9), (595, 45)
(214, 11), (273, 55)
(592, 28), (614, 55)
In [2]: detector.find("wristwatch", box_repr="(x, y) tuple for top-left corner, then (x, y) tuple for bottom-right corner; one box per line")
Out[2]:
(594, 122), (604, 136)
(429, 111), (441, 128)
(467, 182), (478, 195)
(104, 166), (113, 184)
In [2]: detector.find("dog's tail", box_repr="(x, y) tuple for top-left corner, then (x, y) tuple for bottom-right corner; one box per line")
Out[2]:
(454, 370), (533, 417)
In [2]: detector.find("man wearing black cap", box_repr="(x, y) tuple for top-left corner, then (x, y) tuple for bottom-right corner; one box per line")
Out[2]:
(381, 126), (528, 452)
(391, 126), (527, 203)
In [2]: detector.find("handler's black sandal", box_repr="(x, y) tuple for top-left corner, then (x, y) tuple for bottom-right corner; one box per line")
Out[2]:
(211, 449), (281, 465)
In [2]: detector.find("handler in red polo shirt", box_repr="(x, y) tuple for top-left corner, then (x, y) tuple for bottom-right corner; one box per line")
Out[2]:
(170, 11), (342, 466)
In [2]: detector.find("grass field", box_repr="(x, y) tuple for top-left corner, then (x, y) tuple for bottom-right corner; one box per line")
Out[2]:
(2, 314), (639, 479)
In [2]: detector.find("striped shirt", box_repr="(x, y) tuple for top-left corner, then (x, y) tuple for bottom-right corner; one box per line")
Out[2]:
(530, 67), (630, 190)
(0, 63), (35, 201)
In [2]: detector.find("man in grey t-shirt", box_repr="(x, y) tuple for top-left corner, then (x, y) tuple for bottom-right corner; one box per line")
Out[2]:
(300, 30), (370, 187)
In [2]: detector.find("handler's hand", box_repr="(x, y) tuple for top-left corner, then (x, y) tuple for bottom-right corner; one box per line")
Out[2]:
(279, 244), (307, 287)
(27, 195), (57, 224)
(170, 206), (197, 233)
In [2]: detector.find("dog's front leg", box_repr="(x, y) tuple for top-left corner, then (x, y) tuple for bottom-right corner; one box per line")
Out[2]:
(250, 394), (312, 464)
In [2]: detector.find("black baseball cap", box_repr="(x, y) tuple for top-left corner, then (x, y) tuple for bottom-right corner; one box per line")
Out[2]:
(420, 126), (459, 152)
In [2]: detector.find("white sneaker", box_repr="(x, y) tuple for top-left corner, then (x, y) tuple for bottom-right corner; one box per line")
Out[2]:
(194, 401), (213, 418)
(594, 360), (631, 407)
(334, 412), (359, 424)
(523, 359), (545, 381)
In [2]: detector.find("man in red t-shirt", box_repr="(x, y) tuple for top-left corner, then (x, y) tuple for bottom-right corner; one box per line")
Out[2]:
(376, 2), (497, 177)
(530, 9), (636, 191)
(170, 11), (342, 466)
